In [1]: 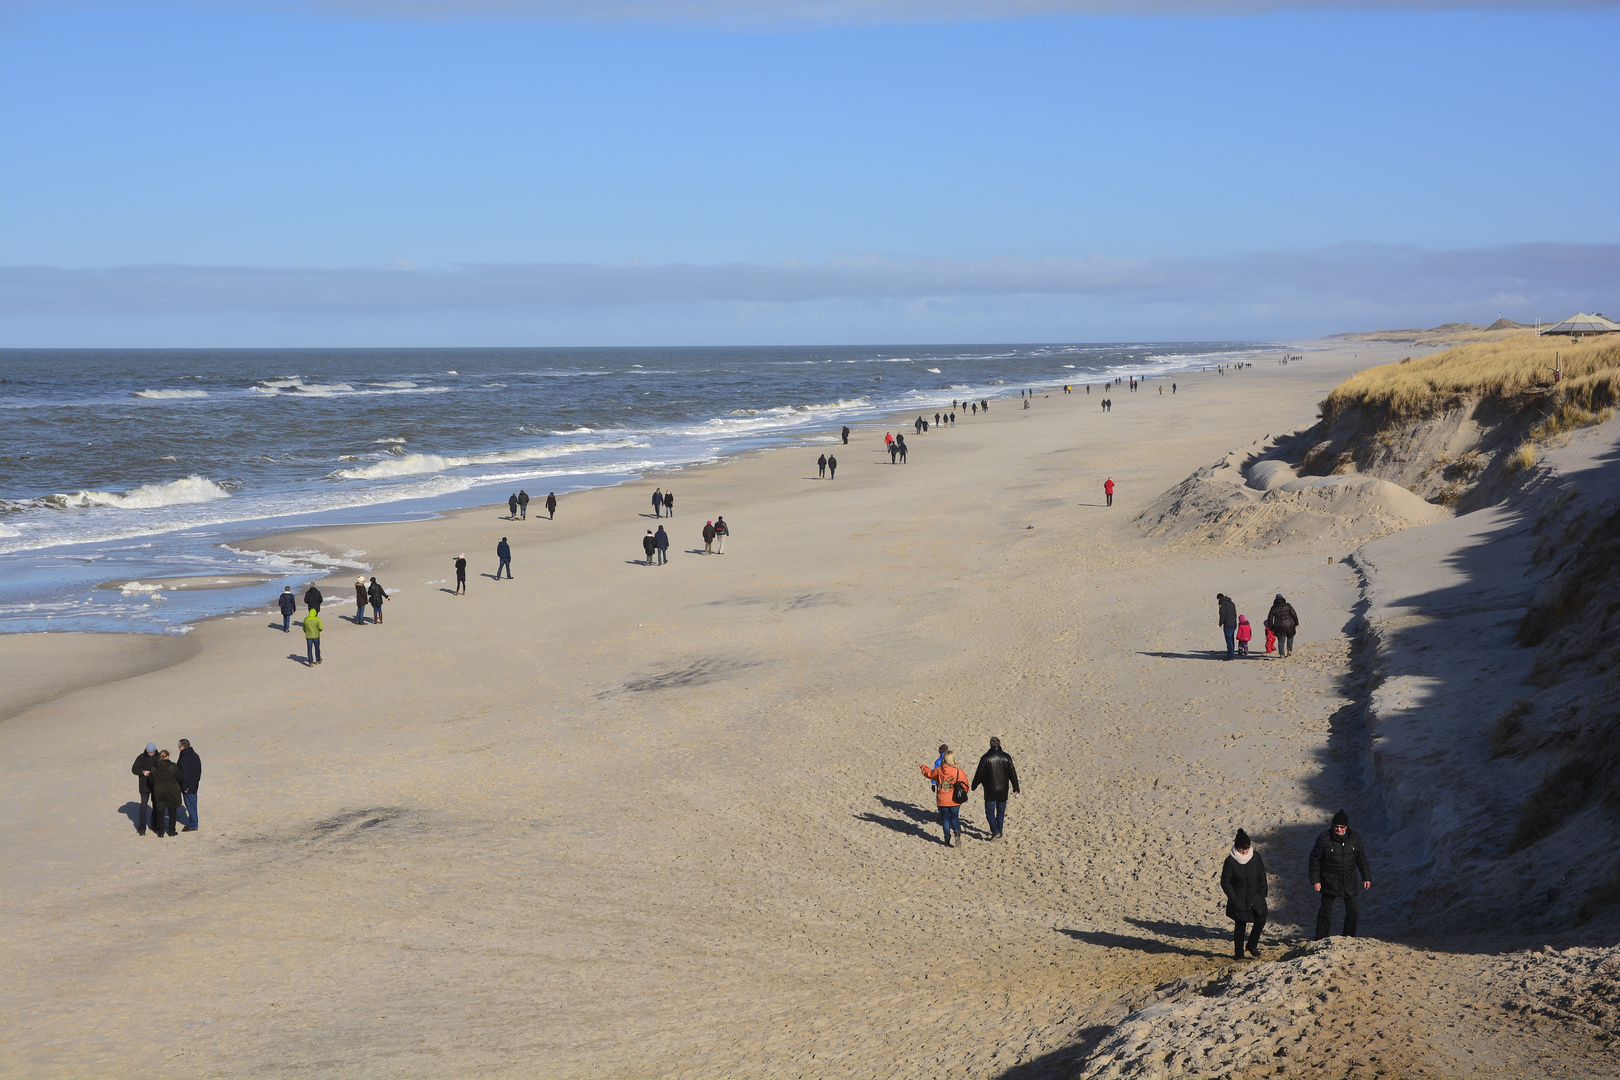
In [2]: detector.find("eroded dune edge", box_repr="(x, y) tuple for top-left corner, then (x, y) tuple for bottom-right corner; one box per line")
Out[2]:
(2, 336), (1617, 1080)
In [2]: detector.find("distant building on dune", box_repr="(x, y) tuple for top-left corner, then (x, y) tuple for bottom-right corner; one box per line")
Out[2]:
(1539, 313), (1620, 339)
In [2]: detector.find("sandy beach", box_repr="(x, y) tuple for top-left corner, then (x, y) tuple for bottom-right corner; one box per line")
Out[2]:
(4, 340), (1615, 1079)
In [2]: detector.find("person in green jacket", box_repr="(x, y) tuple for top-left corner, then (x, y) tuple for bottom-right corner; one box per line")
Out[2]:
(303, 609), (324, 666)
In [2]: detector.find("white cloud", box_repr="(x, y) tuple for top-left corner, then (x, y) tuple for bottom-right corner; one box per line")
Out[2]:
(1, 244), (1612, 345)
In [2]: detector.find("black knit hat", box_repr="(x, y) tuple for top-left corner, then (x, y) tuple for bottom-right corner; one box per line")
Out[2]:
(1234, 829), (1251, 849)
(1333, 809), (1349, 827)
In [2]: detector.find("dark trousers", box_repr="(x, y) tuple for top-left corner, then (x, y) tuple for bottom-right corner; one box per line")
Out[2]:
(152, 806), (179, 835)
(1315, 891), (1360, 939)
(1223, 626), (1236, 659)
(1105, 492), (1112, 506)
(138, 791), (151, 833)
(497, 559), (512, 579)
(985, 800), (1006, 836)
(1234, 917), (1265, 956)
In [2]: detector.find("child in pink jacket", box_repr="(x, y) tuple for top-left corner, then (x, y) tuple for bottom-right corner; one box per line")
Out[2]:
(1236, 615), (1253, 656)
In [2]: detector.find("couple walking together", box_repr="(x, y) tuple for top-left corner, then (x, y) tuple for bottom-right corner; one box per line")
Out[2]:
(1220, 809), (1373, 959)
(918, 738), (1020, 847)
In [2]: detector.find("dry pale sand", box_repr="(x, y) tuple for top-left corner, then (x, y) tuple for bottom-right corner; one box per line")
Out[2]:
(2, 342), (1606, 1078)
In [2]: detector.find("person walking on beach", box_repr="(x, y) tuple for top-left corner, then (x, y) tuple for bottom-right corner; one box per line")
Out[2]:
(1217, 593), (1239, 660)
(148, 749), (184, 838)
(702, 520), (717, 554)
(177, 738), (201, 832)
(827, 454), (837, 478)
(303, 607), (324, 665)
(354, 576), (369, 623)
(453, 554), (467, 595)
(919, 751), (970, 847)
(898, 437), (908, 463)
(367, 577), (388, 623)
(517, 490), (530, 520)
(664, 491), (674, 517)
(714, 516), (728, 554)
(304, 584), (322, 615)
(1236, 615), (1253, 656)
(132, 742), (159, 835)
(652, 488), (663, 518)
(841, 425), (850, 445)
(508, 493), (519, 520)
(1104, 478), (1114, 506)
(546, 492), (557, 519)
(1309, 810), (1372, 939)
(642, 530), (656, 565)
(971, 737), (1020, 839)
(1221, 829), (1268, 958)
(1266, 595), (1299, 657)
(889, 441), (898, 464)
(818, 453), (828, 478)
(496, 537), (513, 579)
(654, 525), (669, 565)
(277, 586), (296, 632)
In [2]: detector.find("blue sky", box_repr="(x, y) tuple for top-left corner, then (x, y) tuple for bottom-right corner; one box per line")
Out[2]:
(2, 1), (1617, 345)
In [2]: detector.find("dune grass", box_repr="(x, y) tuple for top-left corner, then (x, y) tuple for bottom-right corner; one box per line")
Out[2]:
(1321, 333), (1620, 429)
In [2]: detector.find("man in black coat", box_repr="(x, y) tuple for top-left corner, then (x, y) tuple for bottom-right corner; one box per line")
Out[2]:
(970, 737), (1021, 839)
(1216, 593), (1238, 660)
(303, 584), (322, 614)
(277, 586), (297, 632)
(1308, 809), (1372, 939)
(131, 742), (159, 835)
(177, 738), (202, 832)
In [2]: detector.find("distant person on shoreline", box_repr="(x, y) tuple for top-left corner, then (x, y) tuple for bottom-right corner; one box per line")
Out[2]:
(642, 530), (656, 565)
(654, 525), (669, 565)
(1104, 477), (1114, 506)
(970, 737), (1020, 840)
(303, 608), (324, 665)
(517, 490), (530, 519)
(354, 576), (369, 624)
(652, 487), (664, 518)
(1217, 593), (1238, 660)
(496, 537), (513, 579)
(841, 425), (850, 445)
(664, 490), (674, 517)
(508, 493), (519, 519)
(453, 554), (467, 594)
(702, 520), (717, 553)
(827, 454), (837, 478)
(1222, 829), (1268, 959)
(1266, 595), (1299, 657)
(277, 586), (296, 632)
(546, 492), (557, 519)
(1310, 810), (1372, 939)
(148, 749), (183, 838)
(818, 453), (828, 478)
(132, 742), (158, 836)
(919, 750), (970, 847)
(889, 441), (898, 464)
(304, 584), (322, 615)
(714, 516), (729, 553)
(177, 738), (201, 832)
(367, 577), (388, 623)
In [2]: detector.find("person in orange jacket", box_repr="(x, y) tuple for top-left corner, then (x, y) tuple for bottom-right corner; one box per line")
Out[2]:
(919, 750), (970, 847)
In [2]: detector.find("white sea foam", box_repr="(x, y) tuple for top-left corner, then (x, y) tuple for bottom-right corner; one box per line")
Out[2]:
(371, 381), (417, 389)
(0, 523), (20, 538)
(133, 389), (210, 400)
(926, 368), (941, 374)
(56, 475), (232, 511)
(374, 437), (407, 444)
(330, 438), (644, 481)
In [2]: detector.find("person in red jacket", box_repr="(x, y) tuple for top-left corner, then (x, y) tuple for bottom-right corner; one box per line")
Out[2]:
(1103, 477), (1115, 507)
(919, 751), (970, 847)
(1236, 615), (1253, 656)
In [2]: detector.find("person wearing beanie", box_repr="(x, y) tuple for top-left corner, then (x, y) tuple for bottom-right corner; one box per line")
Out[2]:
(354, 576), (369, 624)
(130, 742), (160, 836)
(1266, 593), (1300, 658)
(1308, 809), (1372, 939)
(1221, 829), (1269, 958)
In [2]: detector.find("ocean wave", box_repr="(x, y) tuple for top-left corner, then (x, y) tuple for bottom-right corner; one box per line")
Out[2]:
(329, 438), (644, 481)
(133, 389), (210, 400)
(926, 368), (941, 374)
(374, 437), (407, 444)
(250, 378), (449, 398)
(51, 475), (232, 511)
(370, 381), (417, 388)
(0, 523), (20, 538)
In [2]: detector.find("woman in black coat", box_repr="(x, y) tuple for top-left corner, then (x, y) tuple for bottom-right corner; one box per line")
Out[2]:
(148, 750), (185, 838)
(1220, 829), (1268, 959)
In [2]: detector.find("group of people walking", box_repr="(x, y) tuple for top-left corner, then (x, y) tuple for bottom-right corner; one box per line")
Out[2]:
(506, 490), (558, 520)
(917, 738), (1022, 847)
(1221, 810), (1373, 958)
(1216, 592), (1299, 660)
(642, 515), (729, 563)
(130, 740), (201, 836)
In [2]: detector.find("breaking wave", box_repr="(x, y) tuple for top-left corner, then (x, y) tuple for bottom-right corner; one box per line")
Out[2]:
(133, 389), (210, 400)
(52, 475), (232, 510)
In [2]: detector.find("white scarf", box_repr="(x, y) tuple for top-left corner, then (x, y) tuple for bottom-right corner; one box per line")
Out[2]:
(1230, 847), (1253, 864)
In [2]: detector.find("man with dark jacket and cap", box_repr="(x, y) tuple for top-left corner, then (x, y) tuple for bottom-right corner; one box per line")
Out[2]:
(131, 742), (159, 835)
(970, 737), (1021, 840)
(177, 738), (202, 832)
(277, 586), (296, 632)
(1309, 809), (1372, 939)
(1216, 593), (1239, 660)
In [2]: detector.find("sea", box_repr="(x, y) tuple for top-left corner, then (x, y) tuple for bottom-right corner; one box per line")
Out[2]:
(0, 342), (1273, 634)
